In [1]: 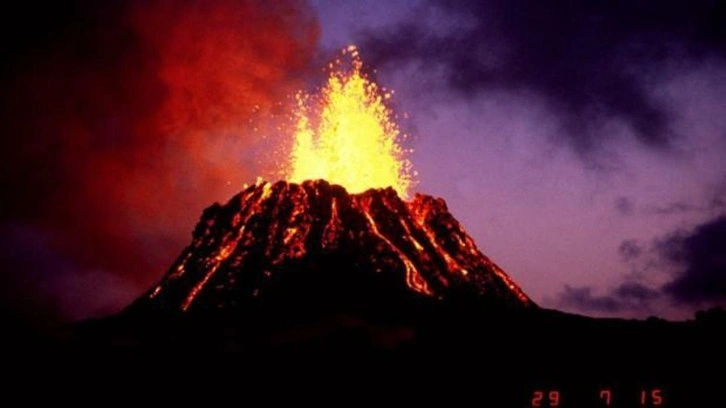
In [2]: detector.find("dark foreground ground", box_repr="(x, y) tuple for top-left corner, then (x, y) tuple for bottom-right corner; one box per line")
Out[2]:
(3, 303), (724, 407)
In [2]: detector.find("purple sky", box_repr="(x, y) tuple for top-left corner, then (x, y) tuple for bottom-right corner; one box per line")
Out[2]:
(1, 0), (724, 324)
(311, 0), (726, 319)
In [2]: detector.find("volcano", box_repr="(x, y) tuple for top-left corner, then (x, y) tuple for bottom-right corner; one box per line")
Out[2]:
(26, 179), (725, 407)
(132, 179), (533, 314)
(8, 42), (724, 406)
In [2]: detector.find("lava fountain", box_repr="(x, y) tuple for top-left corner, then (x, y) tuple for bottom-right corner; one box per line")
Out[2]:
(287, 45), (415, 197)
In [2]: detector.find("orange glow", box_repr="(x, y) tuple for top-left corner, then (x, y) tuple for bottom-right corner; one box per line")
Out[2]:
(410, 202), (467, 278)
(180, 181), (277, 311)
(322, 197), (343, 249)
(181, 241), (236, 311)
(287, 46), (415, 198)
(149, 285), (161, 298)
(146, 180), (534, 311)
(354, 195), (432, 295)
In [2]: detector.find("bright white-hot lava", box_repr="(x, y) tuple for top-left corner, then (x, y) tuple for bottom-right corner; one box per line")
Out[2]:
(287, 46), (415, 198)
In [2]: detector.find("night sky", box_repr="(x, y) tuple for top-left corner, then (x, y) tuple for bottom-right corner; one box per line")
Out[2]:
(2, 0), (725, 325)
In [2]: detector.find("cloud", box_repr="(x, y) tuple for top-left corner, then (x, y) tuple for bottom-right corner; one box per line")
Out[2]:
(649, 202), (699, 216)
(556, 282), (659, 314)
(0, 222), (138, 325)
(0, 0), (319, 323)
(557, 214), (726, 317)
(658, 215), (726, 304)
(360, 0), (726, 152)
(646, 185), (726, 215)
(614, 281), (660, 303)
(618, 239), (643, 262)
(615, 197), (635, 216)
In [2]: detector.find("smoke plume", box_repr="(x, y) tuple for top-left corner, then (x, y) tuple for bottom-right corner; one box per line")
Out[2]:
(0, 0), (319, 324)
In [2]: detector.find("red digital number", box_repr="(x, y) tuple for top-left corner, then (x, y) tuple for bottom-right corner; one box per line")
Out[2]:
(549, 390), (560, 406)
(640, 388), (664, 406)
(531, 390), (560, 407)
(532, 390), (544, 407)
(599, 389), (612, 406)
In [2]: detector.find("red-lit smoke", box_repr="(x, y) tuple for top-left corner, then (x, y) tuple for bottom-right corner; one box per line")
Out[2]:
(0, 0), (319, 322)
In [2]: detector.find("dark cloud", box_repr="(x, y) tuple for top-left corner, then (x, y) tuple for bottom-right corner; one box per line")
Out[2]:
(647, 187), (726, 215)
(0, 0), (318, 323)
(557, 286), (622, 313)
(361, 0), (726, 151)
(0, 223), (135, 325)
(559, 214), (726, 316)
(649, 202), (699, 215)
(619, 239), (643, 261)
(711, 188), (726, 210)
(614, 281), (660, 303)
(659, 215), (726, 304)
(556, 282), (659, 314)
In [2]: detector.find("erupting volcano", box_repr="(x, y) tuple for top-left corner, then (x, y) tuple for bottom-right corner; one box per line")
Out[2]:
(134, 46), (533, 314)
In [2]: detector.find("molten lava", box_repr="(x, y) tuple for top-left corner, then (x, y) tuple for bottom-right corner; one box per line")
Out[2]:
(287, 46), (414, 198)
(140, 180), (533, 312)
(133, 46), (534, 315)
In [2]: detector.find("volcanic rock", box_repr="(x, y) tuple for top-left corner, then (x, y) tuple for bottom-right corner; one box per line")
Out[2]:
(132, 180), (534, 314)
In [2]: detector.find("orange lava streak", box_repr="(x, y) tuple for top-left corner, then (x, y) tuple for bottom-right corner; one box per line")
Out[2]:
(265, 184), (290, 258)
(181, 182), (275, 311)
(287, 45), (415, 197)
(489, 262), (531, 304)
(276, 185), (310, 262)
(410, 205), (467, 279)
(169, 252), (193, 280)
(181, 242), (235, 311)
(396, 214), (425, 252)
(446, 216), (531, 303)
(356, 197), (432, 295)
(322, 197), (343, 249)
(149, 285), (162, 299)
(379, 196), (452, 288)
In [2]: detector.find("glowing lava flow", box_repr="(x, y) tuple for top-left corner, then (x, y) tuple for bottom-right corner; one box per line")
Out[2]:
(140, 180), (535, 312)
(179, 181), (275, 311)
(287, 46), (414, 198)
(354, 195), (433, 296)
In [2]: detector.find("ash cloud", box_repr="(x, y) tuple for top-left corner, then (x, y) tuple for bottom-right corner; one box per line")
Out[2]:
(360, 0), (726, 152)
(0, 0), (318, 323)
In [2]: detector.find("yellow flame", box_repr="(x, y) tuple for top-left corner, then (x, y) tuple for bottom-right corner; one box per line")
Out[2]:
(287, 45), (415, 197)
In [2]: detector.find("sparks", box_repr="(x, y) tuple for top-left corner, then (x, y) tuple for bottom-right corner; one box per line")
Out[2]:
(287, 46), (415, 198)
